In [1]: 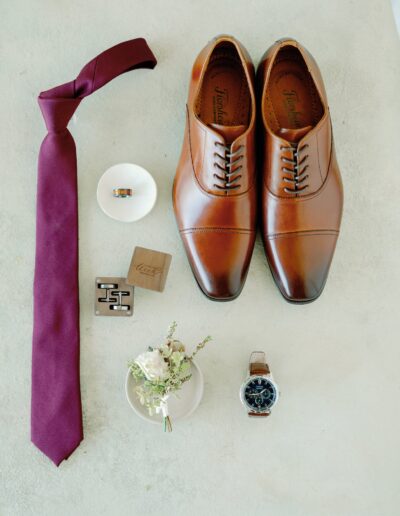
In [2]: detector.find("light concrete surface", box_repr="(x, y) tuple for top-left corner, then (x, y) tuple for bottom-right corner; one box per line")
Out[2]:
(1, 1), (399, 515)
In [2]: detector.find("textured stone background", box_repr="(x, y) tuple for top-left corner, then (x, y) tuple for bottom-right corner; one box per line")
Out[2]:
(1, 1), (399, 515)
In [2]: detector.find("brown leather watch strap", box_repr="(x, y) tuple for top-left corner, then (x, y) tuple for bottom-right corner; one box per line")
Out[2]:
(249, 351), (270, 376)
(248, 411), (270, 417)
(250, 362), (270, 375)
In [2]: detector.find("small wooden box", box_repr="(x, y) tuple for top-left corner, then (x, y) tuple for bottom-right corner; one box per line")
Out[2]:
(126, 246), (172, 292)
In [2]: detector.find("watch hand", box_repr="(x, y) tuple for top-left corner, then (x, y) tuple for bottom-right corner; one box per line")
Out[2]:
(248, 389), (267, 397)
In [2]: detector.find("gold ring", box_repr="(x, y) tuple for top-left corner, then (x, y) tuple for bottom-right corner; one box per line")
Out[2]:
(113, 188), (133, 198)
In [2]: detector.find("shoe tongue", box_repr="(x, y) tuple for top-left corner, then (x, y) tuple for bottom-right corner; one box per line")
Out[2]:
(209, 123), (247, 144)
(278, 125), (312, 143)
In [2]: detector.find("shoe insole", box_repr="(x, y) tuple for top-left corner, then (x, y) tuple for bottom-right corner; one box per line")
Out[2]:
(196, 44), (250, 128)
(265, 47), (323, 132)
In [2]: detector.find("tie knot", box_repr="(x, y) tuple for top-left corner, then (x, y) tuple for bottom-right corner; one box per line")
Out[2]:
(38, 97), (81, 133)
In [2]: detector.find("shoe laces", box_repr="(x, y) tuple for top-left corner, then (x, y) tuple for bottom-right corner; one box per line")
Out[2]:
(213, 142), (244, 191)
(280, 143), (309, 194)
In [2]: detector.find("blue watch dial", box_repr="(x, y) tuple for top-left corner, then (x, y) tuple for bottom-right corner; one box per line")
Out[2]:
(244, 377), (277, 411)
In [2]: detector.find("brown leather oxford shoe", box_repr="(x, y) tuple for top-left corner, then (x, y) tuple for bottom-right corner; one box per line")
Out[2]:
(258, 38), (343, 303)
(173, 35), (257, 300)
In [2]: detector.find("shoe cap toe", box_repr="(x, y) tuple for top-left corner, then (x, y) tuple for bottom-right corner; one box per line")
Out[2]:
(181, 229), (255, 300)
(266, 232), (338, 303)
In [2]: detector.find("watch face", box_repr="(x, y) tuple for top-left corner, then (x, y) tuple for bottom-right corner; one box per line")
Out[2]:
(243, 376), (277, 412)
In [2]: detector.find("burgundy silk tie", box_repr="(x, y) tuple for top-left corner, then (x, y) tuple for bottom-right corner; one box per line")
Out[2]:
(32, 39), (157, 466)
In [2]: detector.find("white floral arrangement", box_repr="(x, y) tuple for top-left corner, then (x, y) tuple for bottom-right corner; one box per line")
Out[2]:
(128, 322), (211, 432)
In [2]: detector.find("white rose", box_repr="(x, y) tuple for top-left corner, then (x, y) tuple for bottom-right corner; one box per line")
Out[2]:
(135, 350), (169, 381)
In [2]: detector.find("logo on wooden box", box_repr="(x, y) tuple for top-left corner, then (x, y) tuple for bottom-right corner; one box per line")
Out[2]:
(127, 247), (172, 292)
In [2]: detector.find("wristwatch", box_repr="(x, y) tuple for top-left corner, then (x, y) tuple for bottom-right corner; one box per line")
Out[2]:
(240, 352), (279, 417)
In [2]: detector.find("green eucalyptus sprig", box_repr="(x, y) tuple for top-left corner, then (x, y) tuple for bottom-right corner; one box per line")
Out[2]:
(187, 335), (212, 360)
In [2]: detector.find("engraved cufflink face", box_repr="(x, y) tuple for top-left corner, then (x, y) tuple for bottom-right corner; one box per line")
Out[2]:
(95, 277), (134, 317)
